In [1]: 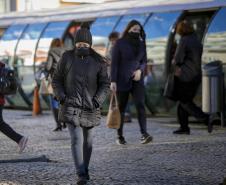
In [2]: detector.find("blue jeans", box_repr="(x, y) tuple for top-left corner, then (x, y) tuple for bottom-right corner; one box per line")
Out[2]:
(67, 123), (93, 176)
(49, 96), (59, 109)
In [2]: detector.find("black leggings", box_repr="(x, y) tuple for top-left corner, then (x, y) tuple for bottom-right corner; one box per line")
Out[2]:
(0, 105), (22, 143)
(117, 82), (147, 137)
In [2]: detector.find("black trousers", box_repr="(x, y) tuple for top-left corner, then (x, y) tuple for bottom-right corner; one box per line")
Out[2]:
(175, 76), (208, 129)
(0, 105), (22, 143)
(177, 102), (208, 130)
(117, 82), (147, 137)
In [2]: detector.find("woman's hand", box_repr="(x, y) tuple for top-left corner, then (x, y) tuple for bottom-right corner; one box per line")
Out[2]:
(133, 69), (142, 81)
(110, 82), (117, 92)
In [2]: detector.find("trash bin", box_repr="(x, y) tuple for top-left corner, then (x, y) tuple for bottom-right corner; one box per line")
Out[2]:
(202, 60), (225, 129)
(202, 61), (223, 113)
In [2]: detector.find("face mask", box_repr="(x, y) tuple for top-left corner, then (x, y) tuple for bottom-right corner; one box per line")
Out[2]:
(128, 32), (140, 39)
(76, 47), (90, 57)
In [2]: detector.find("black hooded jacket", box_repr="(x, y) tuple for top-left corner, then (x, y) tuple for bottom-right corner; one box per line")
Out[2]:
(52, 49), (110, 112)
(174, 33), (203, 82)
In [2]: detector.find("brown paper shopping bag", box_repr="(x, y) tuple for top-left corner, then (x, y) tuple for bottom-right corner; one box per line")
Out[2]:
(106, 93), (121, 129)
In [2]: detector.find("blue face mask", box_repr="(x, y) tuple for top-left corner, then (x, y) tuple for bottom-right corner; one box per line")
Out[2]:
(76, 47), (90, 57)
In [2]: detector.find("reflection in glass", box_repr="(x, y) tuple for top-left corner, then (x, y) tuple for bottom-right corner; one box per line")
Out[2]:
(185, 13), (213, 43)
(35, 21), (69, 109)
(0, 24), (29, 107)
(144, 12), (180, 113)
(145, 12), (180, 68)
(114, 14), (149, 33)
(91, 16), (119, 55)
(0, 24), (27, 67)
(36, 21), (69, 66)
(15, 23), (47, 97)
(203, 8), (226, 65)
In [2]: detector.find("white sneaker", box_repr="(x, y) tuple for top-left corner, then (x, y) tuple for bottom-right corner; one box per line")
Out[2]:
(18, 136), (28, 153)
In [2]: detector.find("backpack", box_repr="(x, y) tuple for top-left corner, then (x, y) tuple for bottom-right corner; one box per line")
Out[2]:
(0, 67), (18, 95)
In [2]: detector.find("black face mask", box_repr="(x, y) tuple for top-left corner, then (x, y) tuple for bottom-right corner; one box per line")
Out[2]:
(128, 32), (140, 40)
(75, 47), (90, 57)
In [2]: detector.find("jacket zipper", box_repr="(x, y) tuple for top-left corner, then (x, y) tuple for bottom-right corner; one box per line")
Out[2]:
(81, 56), (86, 112)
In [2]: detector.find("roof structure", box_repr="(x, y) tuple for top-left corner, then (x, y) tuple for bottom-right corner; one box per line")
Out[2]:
(0, 0), (225, 26)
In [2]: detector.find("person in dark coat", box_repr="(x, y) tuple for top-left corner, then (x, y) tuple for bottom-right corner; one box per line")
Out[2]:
(64, 25), (80, 50)
(110, 20), (153, 145)
(107, 31), (132, 122)
(172, 20), (209, 134)
(52, 26), (110, 185)
(0, 62), (28, 153)
(45, 38), (65, 131)
(106, 31), (120, 62)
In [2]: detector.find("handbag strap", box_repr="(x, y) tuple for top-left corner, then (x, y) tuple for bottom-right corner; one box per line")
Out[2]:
(110, 92), (118, 108)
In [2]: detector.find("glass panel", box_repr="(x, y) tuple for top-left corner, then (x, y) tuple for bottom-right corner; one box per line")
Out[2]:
(184, 13), (214, 42)
(202, 8), (226, 93)
(91, 16), (119, 55)
(36, 21), (69, 66)
(0, 24), (27, 67)
(15, 23), (47, 98)
(203, 8), (226, 65)
(114, 14), (150, 33)
(0, 24), (28, 108)
(145, 12), (180, 77)
(35, 21), (69, 109)
(144, 12), (180, 113)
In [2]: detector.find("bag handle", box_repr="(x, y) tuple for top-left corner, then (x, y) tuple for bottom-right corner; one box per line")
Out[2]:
(109, 92), (118, 109)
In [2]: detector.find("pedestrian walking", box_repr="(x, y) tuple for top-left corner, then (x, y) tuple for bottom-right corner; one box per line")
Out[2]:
(64, 25), (80, 50)
(110, 20), (153, 145)
(107, 31), (132, 122)
(172, 20), (209, 134)
(45, 38), (65, 131)
(144, 63), (158, 115)
(52, 26), (110, 185)
(106, 31), (120, 61)
(0, 62), (28, 153)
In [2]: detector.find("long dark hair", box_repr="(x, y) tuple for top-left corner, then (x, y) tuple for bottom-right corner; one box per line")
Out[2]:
(176, 20), (194, 36)
(122, 19), (146, 41)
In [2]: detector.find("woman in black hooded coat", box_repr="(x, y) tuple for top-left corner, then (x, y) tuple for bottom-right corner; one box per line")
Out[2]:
(110, 20), (153, 145)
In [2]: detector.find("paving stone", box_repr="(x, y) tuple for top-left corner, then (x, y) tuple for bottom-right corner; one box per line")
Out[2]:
(0, 109), (225, 185)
